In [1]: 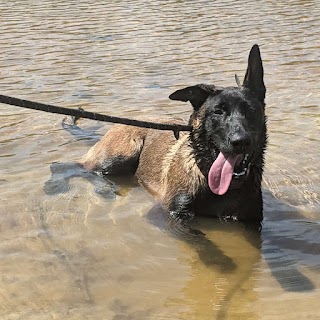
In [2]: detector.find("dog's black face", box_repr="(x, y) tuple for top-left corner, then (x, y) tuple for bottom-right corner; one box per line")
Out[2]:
(170, 45), (267, 196)
(202, 87), (265, 154)
(197, 87), (266, 194)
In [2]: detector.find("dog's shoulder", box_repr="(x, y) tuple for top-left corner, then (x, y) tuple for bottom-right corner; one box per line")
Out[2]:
(160, 132), (206, 206)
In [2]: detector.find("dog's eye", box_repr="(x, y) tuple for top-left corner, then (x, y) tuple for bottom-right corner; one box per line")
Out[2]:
(214, 108), (224, 115)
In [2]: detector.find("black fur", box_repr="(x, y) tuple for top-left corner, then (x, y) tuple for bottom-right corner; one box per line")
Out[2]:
(100, 156), (140, 175)
(169, 44), (267, 223)
(168, 193), (196, 223)
(45, 45), (267, 226)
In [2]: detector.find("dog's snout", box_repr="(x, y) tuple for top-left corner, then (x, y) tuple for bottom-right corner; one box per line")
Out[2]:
(230, 133), (252, 152)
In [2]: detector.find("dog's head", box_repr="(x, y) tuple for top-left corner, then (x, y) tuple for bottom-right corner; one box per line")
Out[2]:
(169, 45), (267, 195)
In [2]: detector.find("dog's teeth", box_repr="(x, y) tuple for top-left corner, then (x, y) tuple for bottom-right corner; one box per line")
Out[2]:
(234, 167), (247, 177)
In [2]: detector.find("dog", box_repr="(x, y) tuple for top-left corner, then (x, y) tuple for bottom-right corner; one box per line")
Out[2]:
(47, 44), (267, 225)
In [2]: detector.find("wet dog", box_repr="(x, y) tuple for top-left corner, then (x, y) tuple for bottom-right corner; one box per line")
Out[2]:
(47, 44), (267, 224)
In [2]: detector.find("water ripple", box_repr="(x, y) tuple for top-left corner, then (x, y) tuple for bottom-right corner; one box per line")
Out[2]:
(0, 1), (319, 319)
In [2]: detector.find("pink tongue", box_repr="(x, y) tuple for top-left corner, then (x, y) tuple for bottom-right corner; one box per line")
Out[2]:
(208, 152), (243, 195)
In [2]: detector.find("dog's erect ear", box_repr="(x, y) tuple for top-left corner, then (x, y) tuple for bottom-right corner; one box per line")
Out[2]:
(243, 44), (266, 102)
(169, 84), (218, 111)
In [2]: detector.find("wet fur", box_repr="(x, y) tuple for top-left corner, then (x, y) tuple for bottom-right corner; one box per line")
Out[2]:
(47, 45), (267, 225)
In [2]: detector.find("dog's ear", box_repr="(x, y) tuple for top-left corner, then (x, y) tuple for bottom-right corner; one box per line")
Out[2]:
(169, 84), (218, 110)
(243, 44), (266, 102)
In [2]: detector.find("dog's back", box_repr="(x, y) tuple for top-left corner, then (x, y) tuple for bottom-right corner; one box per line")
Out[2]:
(52, 44), (267, 225)
(80, 116), (192, 200)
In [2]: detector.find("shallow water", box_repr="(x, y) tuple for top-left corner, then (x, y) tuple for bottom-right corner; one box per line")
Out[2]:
(0, 0), (319, 319)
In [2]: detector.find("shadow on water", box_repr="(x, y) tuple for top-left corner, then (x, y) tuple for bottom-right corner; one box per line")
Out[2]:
(42, 163), (320, 319)
(145, 190), (319, 319)
(44, 161), (139, 199)
(146, 189), (318, 292)
(146, 203), (240, 272)
(61, 116), (104, 145)
(45, 119), (138, 197)
(145, 204), (261, 319)
(44, 163), (318, 294)
(43, 121), (318, 318)
(262, 189), (319, 292)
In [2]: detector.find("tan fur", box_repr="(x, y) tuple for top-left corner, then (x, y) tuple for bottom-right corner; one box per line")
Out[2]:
(161, 133), (190, 188)
(70, 45), (266, 222)
(79, 115), (205, 210)
(161, 150), (206, 209)
(160, 133), (206, 208)
(80, 125), (148, 171)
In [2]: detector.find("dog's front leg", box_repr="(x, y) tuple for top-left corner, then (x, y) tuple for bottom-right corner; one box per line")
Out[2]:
(167, 192), (207, 238)
(168, 193), (195, 223)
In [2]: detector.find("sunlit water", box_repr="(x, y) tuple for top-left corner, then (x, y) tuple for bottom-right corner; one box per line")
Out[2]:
(0, 1), (319, 319)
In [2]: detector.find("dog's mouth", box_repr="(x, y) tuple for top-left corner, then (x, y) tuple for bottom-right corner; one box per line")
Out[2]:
(208, 152), (251, 195)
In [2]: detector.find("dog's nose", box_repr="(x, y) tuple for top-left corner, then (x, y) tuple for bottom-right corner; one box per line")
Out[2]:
(230, 133), (252, 152)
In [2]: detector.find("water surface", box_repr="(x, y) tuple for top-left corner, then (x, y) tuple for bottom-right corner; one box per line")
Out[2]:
(0, 1), (319, 319)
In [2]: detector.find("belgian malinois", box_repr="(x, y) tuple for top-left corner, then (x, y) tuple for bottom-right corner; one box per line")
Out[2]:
(47, 44), (267, 225)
